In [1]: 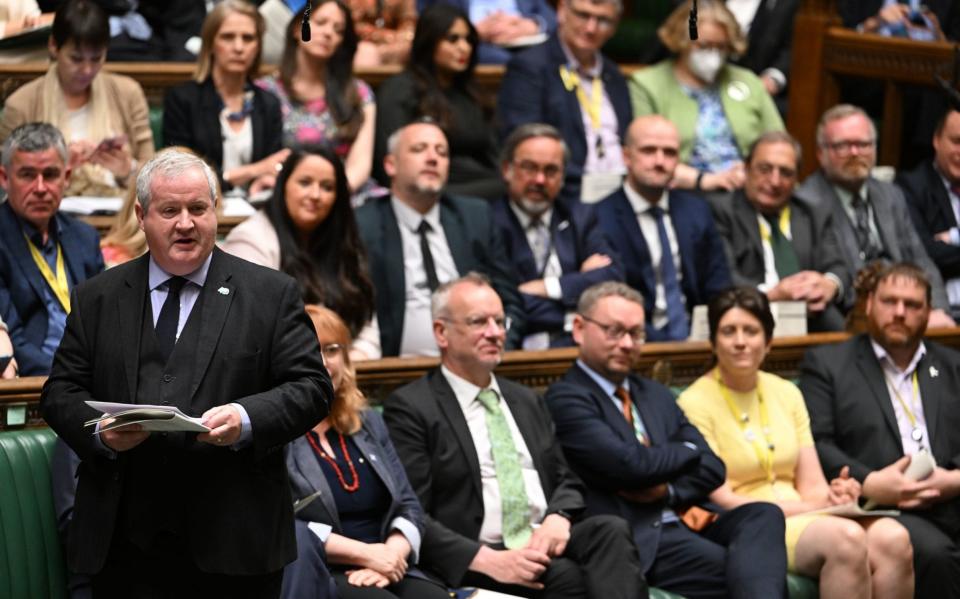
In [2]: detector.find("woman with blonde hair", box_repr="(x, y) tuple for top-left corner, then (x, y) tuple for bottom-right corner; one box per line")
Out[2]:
(283, 306), (448, 599)
(99, 183), (146, 268)
(164, 0), (288, 193)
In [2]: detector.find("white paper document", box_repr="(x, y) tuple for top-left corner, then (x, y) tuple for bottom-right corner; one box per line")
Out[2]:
(84, 401), (210, 433)
(804, 503), (900, 518)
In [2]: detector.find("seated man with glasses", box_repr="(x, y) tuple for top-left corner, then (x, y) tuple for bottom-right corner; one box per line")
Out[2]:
(492, 123), (623, 350)
(711, 130), (851, 332)
(384, 273), (646, 599)
(498, 0), (631, 203)
(795, 103), (955, 328)
(544, 281), (788, 598)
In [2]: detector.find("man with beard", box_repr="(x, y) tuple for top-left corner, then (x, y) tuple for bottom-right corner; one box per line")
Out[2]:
(356, 120), (524, 357)
(796, 104), (955, 327)
(492, 123), (622, 349)
(596, 115), (731, 341)
(800, 262), (960, 599)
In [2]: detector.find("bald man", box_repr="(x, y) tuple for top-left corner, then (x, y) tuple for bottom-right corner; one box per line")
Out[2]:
(596, 115), (731, 341)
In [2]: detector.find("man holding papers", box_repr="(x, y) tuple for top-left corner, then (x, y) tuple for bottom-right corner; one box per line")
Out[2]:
(800, 262), (960, 599)
(41, 148), (332, 598)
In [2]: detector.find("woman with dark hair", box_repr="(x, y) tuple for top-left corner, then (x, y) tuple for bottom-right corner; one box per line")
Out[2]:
(0, 0), (153, 196)
(282, 306), (448, 599)
(256, 0), (376, 195)
(677, 287), (915, 599)
(163, 0), (288, 193)
(373, 2), (501, 199)
(222, 146), (380, 359)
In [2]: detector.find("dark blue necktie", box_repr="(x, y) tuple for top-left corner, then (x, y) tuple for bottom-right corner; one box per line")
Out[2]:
(156, 276), (187, 362)
(649, 206), (689, 340)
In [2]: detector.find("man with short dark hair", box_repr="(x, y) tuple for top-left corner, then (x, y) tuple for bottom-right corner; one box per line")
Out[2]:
(0, 122), (104, 375)
(384, 274), (646, 599)
(800, 262), (960, 599)
(493, 122), (622, 349)
(545, 281), (788, 598)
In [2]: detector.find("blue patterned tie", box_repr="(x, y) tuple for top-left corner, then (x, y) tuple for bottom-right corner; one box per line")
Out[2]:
(648, 206), (689, 340)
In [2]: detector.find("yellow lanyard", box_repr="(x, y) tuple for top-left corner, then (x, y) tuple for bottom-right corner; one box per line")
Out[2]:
(884, 370), (924, 445)
(716, 369), (776, 481)
(559, 65), (602, 130)
(758, 205), (791, 244)
(24, 233), (71, 312)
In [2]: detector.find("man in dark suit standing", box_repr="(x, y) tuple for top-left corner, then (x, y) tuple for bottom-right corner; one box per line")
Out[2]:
(357, 120), (524, 357)
(597, 115), (731, 341)
(383, 273), (646, 598)
(41, 148), (332, 598)
(0, 122), (104, 375)
(711, 131), (850, 331)
(498, 0), (631, 202)
(799, 262), (960, 599)
(545, 282), (787, 598)
(898, 108), (960, 319)
(796, 103), (954, 327)
(492, 123), (622, 349)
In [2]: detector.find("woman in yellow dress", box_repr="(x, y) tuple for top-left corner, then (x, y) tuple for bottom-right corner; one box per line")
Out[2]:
(678, 287), (914, 599)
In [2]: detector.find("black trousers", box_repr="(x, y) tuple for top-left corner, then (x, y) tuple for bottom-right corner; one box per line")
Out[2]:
(647, 502), (788, 599)
(460, 514), (647, 599)
(897, 512), (960, 599)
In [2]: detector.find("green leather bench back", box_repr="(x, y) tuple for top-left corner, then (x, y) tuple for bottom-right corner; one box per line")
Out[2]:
(0, 428), (67, 599)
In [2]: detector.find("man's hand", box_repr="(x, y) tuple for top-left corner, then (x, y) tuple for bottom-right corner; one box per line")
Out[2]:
(198, 404), (243, 446)
(927, 309), (956, 329)
(360, 542), (407, 583)
(580, 253), (612, 272)
(90, 143), (134, 182)
(99, 418), (149, 452)
(863, 456), (940, 509)
(827, 465), (861, 505)
(768, 271), (837, 310)
(934, 230), (955, 244)
(700, 163), (746, 191)
(914, 467), (960, 506)
(526, 513), (570, 557)
(519, 279), (548, 297)
(618, 484), (668, 504)
(476, 12), (538, 44)
(469, 545), (550, 589)
(345, 568), (391, 588)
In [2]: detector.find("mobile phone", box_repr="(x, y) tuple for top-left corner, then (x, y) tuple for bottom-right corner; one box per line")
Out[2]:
(96, 135), (126, 153)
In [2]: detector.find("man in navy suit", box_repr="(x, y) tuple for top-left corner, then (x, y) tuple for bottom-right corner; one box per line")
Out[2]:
(597, 116), (731, 341)
(498, 0), (630, 203)
(545, 281), (787, 598)
(0, 122), (104, 375)
(492, 123), (622, 349)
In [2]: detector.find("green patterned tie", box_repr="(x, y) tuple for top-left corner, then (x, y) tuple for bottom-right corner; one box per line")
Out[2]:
(476, 389), (532, 549)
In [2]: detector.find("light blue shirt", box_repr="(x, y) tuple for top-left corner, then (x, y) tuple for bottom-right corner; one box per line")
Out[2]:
(19, 217), (70, 361)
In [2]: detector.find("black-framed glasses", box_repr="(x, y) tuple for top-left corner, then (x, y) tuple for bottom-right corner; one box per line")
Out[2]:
(822, 139), (874, 155)
(581, 314), (645, 344)
(566, 6), (616, 30)
(441, 315), (512, 332)
(513, 160), (563, 180)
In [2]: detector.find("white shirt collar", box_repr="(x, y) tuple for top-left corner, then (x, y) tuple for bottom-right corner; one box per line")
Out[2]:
(441, 364), (504, 411)
(148, 252), (212, 291)
(622, 183), (669, 215)
(575, 358), (629, 399)
(391, 196), (442, 234)
(509, 201), (553, 231)
(870, 337), (927, 377)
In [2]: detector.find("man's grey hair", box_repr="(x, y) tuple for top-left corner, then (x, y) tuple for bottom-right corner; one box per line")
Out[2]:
(386, 117), (444, 156)
(577, 281), (644, 316)
(1, 123), (68, 171)
(500, 123), (570, 166)
(136, 149), (219, 214)
(431, 272), (494, 320)
(816, 104), (876, 148)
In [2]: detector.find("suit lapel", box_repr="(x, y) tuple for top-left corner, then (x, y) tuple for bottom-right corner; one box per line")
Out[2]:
(917, 351), (941, 452)
(431, 371), (483, 499)
(56, 216), (90, 285)
(440, 197), (470, 273)
(927, 162), (958, 228)
(250, 88), (266, 161)
(789, 200), (813, 269)
(353, 424), (397, 498)
(118, 255), (149, 404)
(570, 365), (637, 443)
(614, 191), (656, 299)
(734, 193), (765, 278)
(199, 80), (224, 167)
(188, 249), (235, 402)
(498, 378), (551, 484)
(669, 196), (698, 300)
(855, 338), (903, 447)
(629, 376), (663, 446)
(501, 200), (539, 278)
(378, 200), (406, 344)
(290, 437), (340, 529)
(867, 182), (901, 261)
(0, 205), (50, 307)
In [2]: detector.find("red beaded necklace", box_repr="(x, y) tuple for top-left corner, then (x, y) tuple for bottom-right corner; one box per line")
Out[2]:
(306, 430), (360, 493)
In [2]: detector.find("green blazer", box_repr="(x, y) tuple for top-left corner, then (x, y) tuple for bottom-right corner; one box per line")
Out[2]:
(628, 60), (783, 162)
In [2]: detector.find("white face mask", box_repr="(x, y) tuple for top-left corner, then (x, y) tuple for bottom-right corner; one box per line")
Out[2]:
(687, 48), (726, 84)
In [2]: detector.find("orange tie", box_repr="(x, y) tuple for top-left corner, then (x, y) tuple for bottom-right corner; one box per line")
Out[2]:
(615, 387), (633, 426)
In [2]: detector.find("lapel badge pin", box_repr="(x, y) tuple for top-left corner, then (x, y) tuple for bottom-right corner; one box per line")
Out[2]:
(930, 366), (939, 378)
(218, 287), (230, 296)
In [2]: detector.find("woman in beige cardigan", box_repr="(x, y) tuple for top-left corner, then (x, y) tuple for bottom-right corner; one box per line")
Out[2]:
(0, 0), (153, 196)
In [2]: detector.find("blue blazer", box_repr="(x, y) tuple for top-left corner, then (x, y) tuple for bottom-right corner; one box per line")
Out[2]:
(498, 33), (632, 200)
(491, 196), (622, 343)
(355, 194), (524, 356)
(418, 0), (557, 64)
(545, 363), (725, 574)
(596, 188), (731, 340)
(0, 202), (104, 375)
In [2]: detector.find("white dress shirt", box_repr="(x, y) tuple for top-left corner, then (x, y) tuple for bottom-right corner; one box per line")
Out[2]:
(872, 339), (931, 456)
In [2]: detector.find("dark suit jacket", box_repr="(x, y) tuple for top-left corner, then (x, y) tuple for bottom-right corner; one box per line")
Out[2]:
(544, 364), (725, 574)
(287, 410), (424, 555)
(597, 188), (731, 338)
(796, 169), (949, 310)
(710, 190), (852, 295)
(734, 0), (801, 84)
(497, 33), (632, 199)
(0, 202), (104, 375)
(491, 197), (622, 342)
(897, 160), (960, 282)
(799, 334), (960, 533)
(162, 78), (283, 185)
(355, 194), (524, 356)
(383, 369), (586, 586)
(40, 248), (332, 575)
